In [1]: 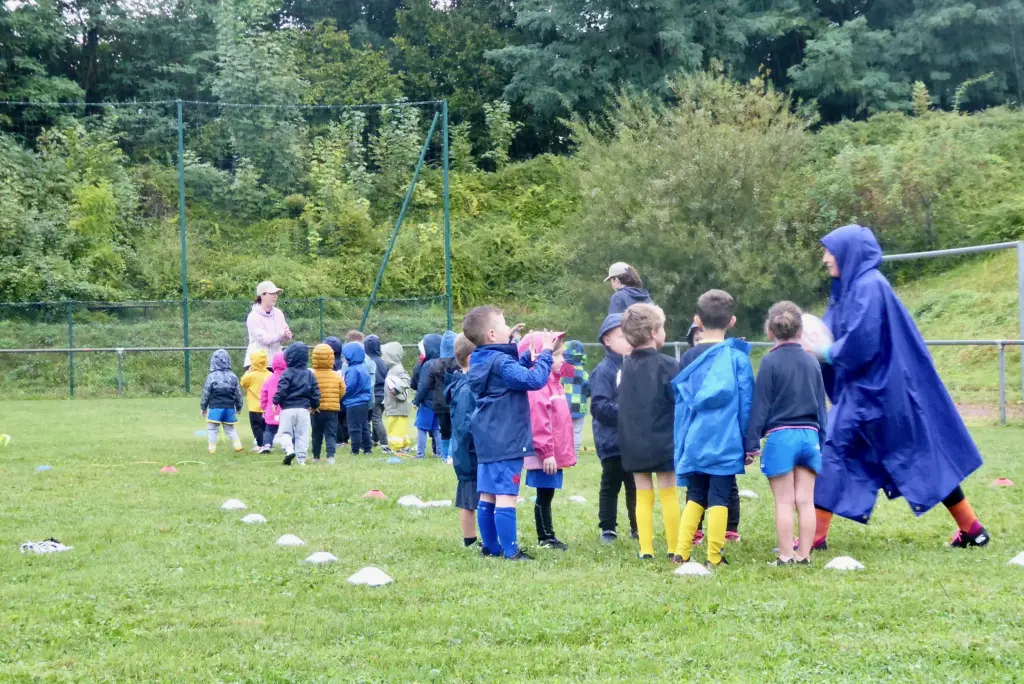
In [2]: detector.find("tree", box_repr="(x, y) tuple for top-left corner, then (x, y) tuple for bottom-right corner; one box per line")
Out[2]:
(296, 21), (403, 106)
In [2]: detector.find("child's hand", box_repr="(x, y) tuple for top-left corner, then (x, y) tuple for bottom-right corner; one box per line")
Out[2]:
(745, 451), (759, 466)
(201, 410), (207, 419)
(538, 330), (557, 351)
(508, 323), (525, 343)
(542, 456), (557, 475)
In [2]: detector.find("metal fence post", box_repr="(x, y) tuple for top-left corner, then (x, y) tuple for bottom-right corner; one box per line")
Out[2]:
(674, 343), (681, 362)
(177, 99), (191, 393)
(1018, 242), (1024, 407)
(442, 100), (453, 330)
(66, 300), (74, 398)
(117, 349), (125, 397)
(998, 342), (1006, 425)
(318, 297), (325, 341)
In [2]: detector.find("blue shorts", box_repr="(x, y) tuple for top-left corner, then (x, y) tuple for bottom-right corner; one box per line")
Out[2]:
(761, 428), (821, 478)
(414, 405), (439, 431)
(477, 458), (524, 496)
(207, 407), (238, 425)
(526, 469), (564, 489)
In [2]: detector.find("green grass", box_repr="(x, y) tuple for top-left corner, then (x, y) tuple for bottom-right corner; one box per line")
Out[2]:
(1, 398), (1023, 681)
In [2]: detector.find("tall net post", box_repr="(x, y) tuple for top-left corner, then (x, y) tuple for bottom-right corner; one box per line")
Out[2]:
(176, 99), (190, 393)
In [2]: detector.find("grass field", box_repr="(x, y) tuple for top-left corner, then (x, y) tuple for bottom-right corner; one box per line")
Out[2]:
(1, 398), (1023, 682)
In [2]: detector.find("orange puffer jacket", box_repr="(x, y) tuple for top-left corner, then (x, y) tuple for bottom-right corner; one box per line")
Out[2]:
(311, 343), (346, 411)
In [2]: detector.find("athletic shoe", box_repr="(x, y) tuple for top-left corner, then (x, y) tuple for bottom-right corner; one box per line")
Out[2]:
(948, 526), (991, 548)
(381, 447), (395, 455)
(481, 547), (502, 558)
(538, 538), (568, 551)
(670, 554), (685, 565)
(599, 530), (617, 544)
(326, 457), (335, 465)
(725, 531), (741, 542)
(637, 553), (654, 560)
(251, 445), (261, 453)
(794, 557), (812, 565)
(793, 537), (829, 552)
(260, 445), (272, 454)
(282, 452), (295, 466)
(296, 460), (306, 467)
(630, 529), (639, 540)
(705, 557), (729, 570)
(768, 557), (794, 567)
(208, 447), (217, 455)
(311, 458), (320, 464)
(692, 530), (705, 546)
(506, 550), (534, 561)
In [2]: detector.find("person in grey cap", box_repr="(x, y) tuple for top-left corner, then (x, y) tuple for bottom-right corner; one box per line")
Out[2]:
(604, 262), (652, 314)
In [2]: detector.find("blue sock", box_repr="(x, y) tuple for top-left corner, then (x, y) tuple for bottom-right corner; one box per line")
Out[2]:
(477, 501), (500, 555)
(441, 439), (450, 458)
(494, 506), (519, 557)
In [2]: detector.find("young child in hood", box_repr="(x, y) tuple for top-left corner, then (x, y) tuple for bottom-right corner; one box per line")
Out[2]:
(311, 343), (346, 465)
(382, 342), (412, 451)
(323, 336), (349, 446)
(447, 333), (479, 547)
(520, 332), (577, 550)
(561, 340), (591, 457)
(671, 290), (754, 569)
(364, 335), (390, 449)
(240, 349), (271, 452)
(259, 352), (286, 452)
(343, 342), (373, 455)
(423, 331), (459, 461)
(464, 306), (556, 561)
(200, 349), (245, 454)
(591, 314), (638, 543)
(273, 343), (321, 466)
(411, 333), (443, 459)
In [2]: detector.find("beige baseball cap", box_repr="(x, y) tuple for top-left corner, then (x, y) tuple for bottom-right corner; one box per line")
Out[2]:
(604, 262), (631, 282)
(256, 280), (283, 297)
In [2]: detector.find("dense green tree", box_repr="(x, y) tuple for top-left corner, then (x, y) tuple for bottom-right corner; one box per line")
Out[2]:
(296, 21), (403, 106)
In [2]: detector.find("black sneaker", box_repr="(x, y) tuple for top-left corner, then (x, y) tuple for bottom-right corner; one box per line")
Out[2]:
(638, 553), (654, 560)
(480, 547), (502, 558)
(599, 530), (618, 544)
(507, 550), (534, 561)
(282, 452), (295, 466)
(670, 554), (685, 565)
(630, 529), (639, 540)
(768, 557), (794, 567)
(538, 538), (568, 551)
(948, 526), (991, 548)
(794, 557), (812, 565)
(705, 557), (729, 570)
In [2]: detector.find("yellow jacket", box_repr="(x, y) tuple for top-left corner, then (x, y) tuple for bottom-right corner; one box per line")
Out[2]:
(240, 350), (271, 413)
(312, 343), (346, 412)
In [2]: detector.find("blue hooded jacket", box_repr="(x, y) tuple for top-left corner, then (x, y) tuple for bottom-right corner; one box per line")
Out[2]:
(446, 369), (477, 481)
(608, 287), (652, 315)
(342, 342), (372, 408)
(423, 331), (458, 414)
(814, 224), (983, 521)
(468, 343), (553, 464)
(411, 333), (443, 409)
(590, 315), (624, 461)
(671, 338), (754, 483)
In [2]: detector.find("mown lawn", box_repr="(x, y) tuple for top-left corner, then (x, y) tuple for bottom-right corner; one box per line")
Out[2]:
(1, 398), (1022, 682)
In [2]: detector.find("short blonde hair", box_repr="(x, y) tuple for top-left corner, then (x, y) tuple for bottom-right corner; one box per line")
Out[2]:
(454, 333), (476, 368)
(621, 303), (665, 348)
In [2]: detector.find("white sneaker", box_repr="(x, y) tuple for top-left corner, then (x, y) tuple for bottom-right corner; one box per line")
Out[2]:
(297, 459), (306, 466)
(251, 445), (261, 453)
(327, 457), (336, 465)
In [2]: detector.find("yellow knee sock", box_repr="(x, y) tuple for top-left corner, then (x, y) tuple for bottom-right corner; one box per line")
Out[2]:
(636, 489), (656, 556)
(707, 506), (728, 566)
(677, 500), (704, 562)
(658, 486), (681, 555)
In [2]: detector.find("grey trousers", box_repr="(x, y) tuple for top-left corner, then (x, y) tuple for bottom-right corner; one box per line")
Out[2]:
(278, 408), (312, 463)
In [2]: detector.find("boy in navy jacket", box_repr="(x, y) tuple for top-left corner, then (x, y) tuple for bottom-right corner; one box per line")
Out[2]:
(464, 306), (556, 561)
(447, 333), (479, 547)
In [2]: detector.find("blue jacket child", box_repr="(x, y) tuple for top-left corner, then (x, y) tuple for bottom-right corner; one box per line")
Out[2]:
(342, 343), (372, 408)
(561, 340), (591, 420)
(590, 317), (623, 461)
(446, 368), (477, 483)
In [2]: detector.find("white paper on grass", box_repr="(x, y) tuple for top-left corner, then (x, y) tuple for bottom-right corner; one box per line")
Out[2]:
(568, 495), (586, 503)
(304, 552), (337, 564)
(825, 556), (865, 571)
(1009, 552), (1024, 567)
(241, 513), (266, 524)
(276, 534), (305, 547)
(220, 499), (247, 511)
(674, 562), (711, 577)
(423, 500), (451, 508)
(20, 540), (74, 555)
(738, 490), (758, 499)
(397, 495), (425, 508)
(347, 566), (393, 586)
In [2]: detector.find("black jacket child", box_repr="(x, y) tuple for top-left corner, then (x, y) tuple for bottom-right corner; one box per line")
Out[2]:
(446, 368), (478, 482)
(618, 347), (680, 473)
(273, 342), (321, 410)
(364, 335), (389, 403)
(200, 349), (244, 412)
(591, 320), (625, 461)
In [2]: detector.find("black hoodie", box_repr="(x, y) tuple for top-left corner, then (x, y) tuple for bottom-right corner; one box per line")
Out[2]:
(273, 343), (321, 410)
(364, 335), (388, 402)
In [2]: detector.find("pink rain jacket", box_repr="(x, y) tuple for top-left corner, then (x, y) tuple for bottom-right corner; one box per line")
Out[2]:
(518, 334), (578, 471)
(259, 352), (287, 426)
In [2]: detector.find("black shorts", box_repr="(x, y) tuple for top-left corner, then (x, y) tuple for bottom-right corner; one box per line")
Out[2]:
(455, 479), (479, 511)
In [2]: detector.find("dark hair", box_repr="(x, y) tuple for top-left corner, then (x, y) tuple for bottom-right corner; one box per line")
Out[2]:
(462, 305), (502, 346)
(345, 330), (364, 343)
(615, 266), (643, 288)
(620, 303), (665, 348)
(454, 333), (476, 368)
(766, 301), (803, 341)
(697, 289), (735, 330)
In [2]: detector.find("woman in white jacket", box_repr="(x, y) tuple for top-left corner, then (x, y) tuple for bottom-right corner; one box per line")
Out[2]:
(244, 281), (292, 369)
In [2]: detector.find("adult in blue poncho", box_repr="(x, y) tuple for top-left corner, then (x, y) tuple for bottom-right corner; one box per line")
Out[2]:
(811, 225), (990, 549)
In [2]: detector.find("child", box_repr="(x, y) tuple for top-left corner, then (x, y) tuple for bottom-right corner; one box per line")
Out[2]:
(746, 302), (828, 565)
(591, 313), (638, 543)
(464, 306), (556, 560)
(520, 332), (577, 550)
(411, 333), (443, 459)
(343, 342), (373, 455)
(382, 341), (412, 451)
(259, 352), (286, 452)
(671, 290), (754, 569)
(447, 333), (479, 547)
(200, 349), (244, 454)
(324, 336), (349, 446)
(273, 342), (320, 466)
(311, 343), (346, 465)
(424, 331), (458, 461)
(240, 349), (271, 452)
(617, 304), (681, 560)
(364, 335), (390, 449)
(561, 340), (591, 457)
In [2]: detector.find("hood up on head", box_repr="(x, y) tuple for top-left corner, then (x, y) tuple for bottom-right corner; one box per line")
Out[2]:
(821, 224), (884, 303)
(284, 342), (309, 369)
(312, 343), (335, 370)
(270, 351), (287, 374)
(210, 349), (233, 372)
(364, 334), (383, 358)
(323, 336), (344, 371)
(248, 349), (268, 372)
(439, 331), (457, 359)
(381, 341), (404, 369)
(598, 314), (623, 348)
(421, 333), (442, 361)
(343, 341), (366, 365)
(563, 340), (585, 365)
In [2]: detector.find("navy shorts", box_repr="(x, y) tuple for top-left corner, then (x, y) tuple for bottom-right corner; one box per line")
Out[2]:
(761, 428), (822, 478)
(525, 469), (563, 489)
(477, 458), (524, 496)
(455, 479), (479, 511)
